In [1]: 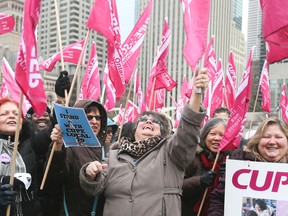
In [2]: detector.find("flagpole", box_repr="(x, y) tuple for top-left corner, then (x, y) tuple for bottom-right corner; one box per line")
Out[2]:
(66, 29), (91, 106)
(6, 94), (23, 216)
(197, 151), (220, 216)
(101, 84), (106, 104)
(54, 0), (65, 70)
(117, 70), (136, 142)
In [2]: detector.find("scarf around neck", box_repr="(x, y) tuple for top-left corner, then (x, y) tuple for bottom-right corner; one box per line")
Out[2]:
(120, 135), (163, 158)
(0, 138), (26, 176)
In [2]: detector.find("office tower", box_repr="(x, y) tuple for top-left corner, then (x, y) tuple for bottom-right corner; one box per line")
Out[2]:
(0, 0), (23, 69)
(233, 0), (243, 31)
(137, 0), (245, 114)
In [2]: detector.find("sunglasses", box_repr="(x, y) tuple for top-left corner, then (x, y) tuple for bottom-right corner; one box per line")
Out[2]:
(138, 117), (161, 125)
(86, 115), (101, 121)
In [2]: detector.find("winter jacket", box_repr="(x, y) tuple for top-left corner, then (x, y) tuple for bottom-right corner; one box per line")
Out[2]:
(0, 121), (49, 216)
(181, 149), (230, 216)
(79, 104), (206, 216)
(45, 100), (107, 216)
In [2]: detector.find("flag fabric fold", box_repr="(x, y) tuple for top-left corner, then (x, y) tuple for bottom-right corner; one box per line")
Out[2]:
(280, 84), (288, 124)
(224, 51), (237, 109)
(78, 42), (100, 101)
(181, 0), (211, 70)
(40, 40), (85, 72)
(122, 0), (153, 83)
(2, 58), (31, 115)
(15, 0), (47, 117)
(87, 0), (125, 100)
(260, 0), (288, 47)
(174, 76), (189, 129)
(219, 47), (255, 152)
(259, 60), (271, 112)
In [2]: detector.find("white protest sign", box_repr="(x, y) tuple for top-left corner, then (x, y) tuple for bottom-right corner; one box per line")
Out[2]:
(225, 158), (288, 216)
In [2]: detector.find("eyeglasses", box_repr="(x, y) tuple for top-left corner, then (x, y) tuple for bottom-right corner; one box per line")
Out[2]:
(86, 115), (101, 121)
(138, 117), (161, 125)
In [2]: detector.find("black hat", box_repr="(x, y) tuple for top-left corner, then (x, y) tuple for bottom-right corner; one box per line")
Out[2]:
(26, 106), (51, 118)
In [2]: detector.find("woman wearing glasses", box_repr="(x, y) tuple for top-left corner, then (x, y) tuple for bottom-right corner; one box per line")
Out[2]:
(79, 67), (209, 216)
(48, 100), (107, 216)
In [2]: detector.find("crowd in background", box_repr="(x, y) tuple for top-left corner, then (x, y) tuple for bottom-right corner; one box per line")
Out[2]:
(0, 68), (286, 216)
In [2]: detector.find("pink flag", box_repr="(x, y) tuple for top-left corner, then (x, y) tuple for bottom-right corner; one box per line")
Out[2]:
(185, 76), (194, 99)
(0, 13), (15, 34)
(181, 0), (211, 70)
(260, 0), (288, 47)
(117, 104), (123, 125)
(2, 58), (31, 115)
(224, 51), (237, 109)
(280, 84), (288, 124)
(122, 0), (153, 83)
(125, 100), (140, 123)
(0, 78), (9, 98)
(103, 64), (116, 111)
(40, 40), (85, 72)
(146, 18), (171, 108)
(78, 42), (100, 101)
(219, 47), (254, 152)
(210, 59), (224, 117)
(202, 37), (217, 116)
(259, 60), (271, 112)
(134, 70), (144, 113)
(154, 71), (177, 91)
(265, 41), (288, 64)
(15, 0), (47, 117)
(174, 76), (189, 129)
(87, 0), (125, 100)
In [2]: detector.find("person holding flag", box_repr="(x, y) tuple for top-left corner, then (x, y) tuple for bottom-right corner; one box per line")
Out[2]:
(0, 97), (47, 215)
(79, 67), (208, 216)
(207, 118), (288, 216)
(181, 117), (231, 216)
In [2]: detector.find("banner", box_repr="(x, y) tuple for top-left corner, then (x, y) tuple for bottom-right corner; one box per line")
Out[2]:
(225, 158), (288, 216)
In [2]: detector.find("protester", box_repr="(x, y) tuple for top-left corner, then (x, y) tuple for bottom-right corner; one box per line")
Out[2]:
(26, 107), (53, 131)
(207, 118), (288, 216)
(181, 117), (229, 216)
(212, 107), (248, 149)
(212, 107), (230, 120)
(26, 105), (63, 216)
(78, 67), (208, 216)
(0, 97), (44, 215)
(48, 99), (108, 216)
(104, 118), (118, 153)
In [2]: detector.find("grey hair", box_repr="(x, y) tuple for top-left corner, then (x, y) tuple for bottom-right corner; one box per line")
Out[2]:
(199, 117), (227, 149)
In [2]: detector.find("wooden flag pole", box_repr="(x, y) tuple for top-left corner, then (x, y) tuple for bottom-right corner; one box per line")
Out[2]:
(54, 0), (65, 71)
(66, 29), (91, 106)
(6, 94), (23, 216)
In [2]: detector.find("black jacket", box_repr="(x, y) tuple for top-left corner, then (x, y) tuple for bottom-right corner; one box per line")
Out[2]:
(0, 120), (51, 216)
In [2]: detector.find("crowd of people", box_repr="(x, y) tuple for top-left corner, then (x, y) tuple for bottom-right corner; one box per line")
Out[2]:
(0, 67), (286, 216)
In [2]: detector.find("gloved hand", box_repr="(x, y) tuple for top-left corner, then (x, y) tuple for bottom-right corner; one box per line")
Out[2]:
(0, 184), (17, 206)
(1, 176), (25, 191)
(55, 70), (71, 97)
(200, 170), (217, 188)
